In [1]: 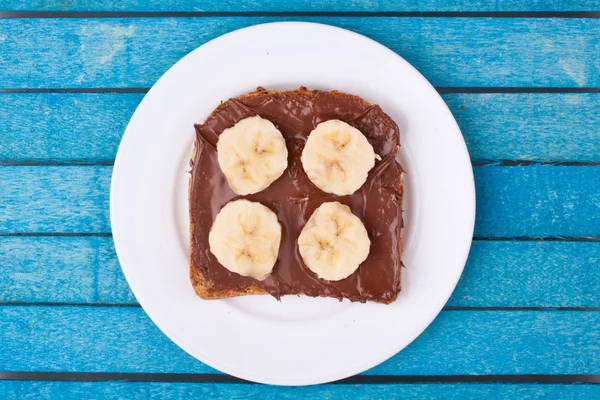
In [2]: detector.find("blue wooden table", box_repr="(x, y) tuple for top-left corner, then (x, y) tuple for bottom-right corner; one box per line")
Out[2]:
(1, 1), (600, 398)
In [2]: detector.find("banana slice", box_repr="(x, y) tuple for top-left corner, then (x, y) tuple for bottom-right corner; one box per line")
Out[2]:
(298, 202), (370, 281)
(301, 120), (378, 196)
(217, 116), (288, 195)
(209, 199), (281, 280)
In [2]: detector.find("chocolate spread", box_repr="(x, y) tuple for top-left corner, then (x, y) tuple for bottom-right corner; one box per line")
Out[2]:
(190, 88), (403, 303)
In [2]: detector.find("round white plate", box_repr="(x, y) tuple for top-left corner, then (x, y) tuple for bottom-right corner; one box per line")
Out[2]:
(110, 22), (475, 386)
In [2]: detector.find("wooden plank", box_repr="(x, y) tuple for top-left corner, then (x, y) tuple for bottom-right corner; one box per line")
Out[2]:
(0, 166), (111, 233)
(1, 165), (598, 236)
(448, 241), (600, 307)
(2, 381), (600, 400)
(3, 0), (600, 12)
(2, 237), (599, 307)
(0, 306), (598, 375)
(0, 237), (135, 304)
(0, 93), (138, 163)
(2, 93), (600, 163)
(474, 165), (600, 237)
(2, 18), (600, 88)
(444, 93), (600, 162)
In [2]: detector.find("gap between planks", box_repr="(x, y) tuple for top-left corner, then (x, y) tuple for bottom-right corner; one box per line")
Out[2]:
(0, 372), (599, 384)
(1, 11), (600, 18)
(2, 160), (599, 166)
(1, 233), (599, 241)
(3, 88), (600, 93)
(0, 302), (599, 311)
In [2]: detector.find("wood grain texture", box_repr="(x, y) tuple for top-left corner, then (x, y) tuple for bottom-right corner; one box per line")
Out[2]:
(451, 241), (600, 307)
(1, 306), (598, 375)
(0, 237), (135, 304)
(3, 0), (600, 12)
(444, 93), (600, 162)
(0, 93), (136, 163)
(2, 381), (600, 400)
(1, 3), (598, 393)
(1, 237), (599, 307)
(2, 93), (600, 163)
(474, 165), (600, 237)
(1, 165), (598, 236)
(2, 18), (600, 88)
(0, 166), (111, 233)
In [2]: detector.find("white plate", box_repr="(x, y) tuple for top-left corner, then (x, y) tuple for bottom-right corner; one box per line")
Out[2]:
(110, 22), (475, 386)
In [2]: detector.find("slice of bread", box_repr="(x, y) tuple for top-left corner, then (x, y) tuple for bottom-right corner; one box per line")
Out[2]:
(190, 88), (403, 304)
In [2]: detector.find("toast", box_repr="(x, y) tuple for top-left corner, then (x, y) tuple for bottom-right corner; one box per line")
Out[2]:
(189, 87), (403, 304)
